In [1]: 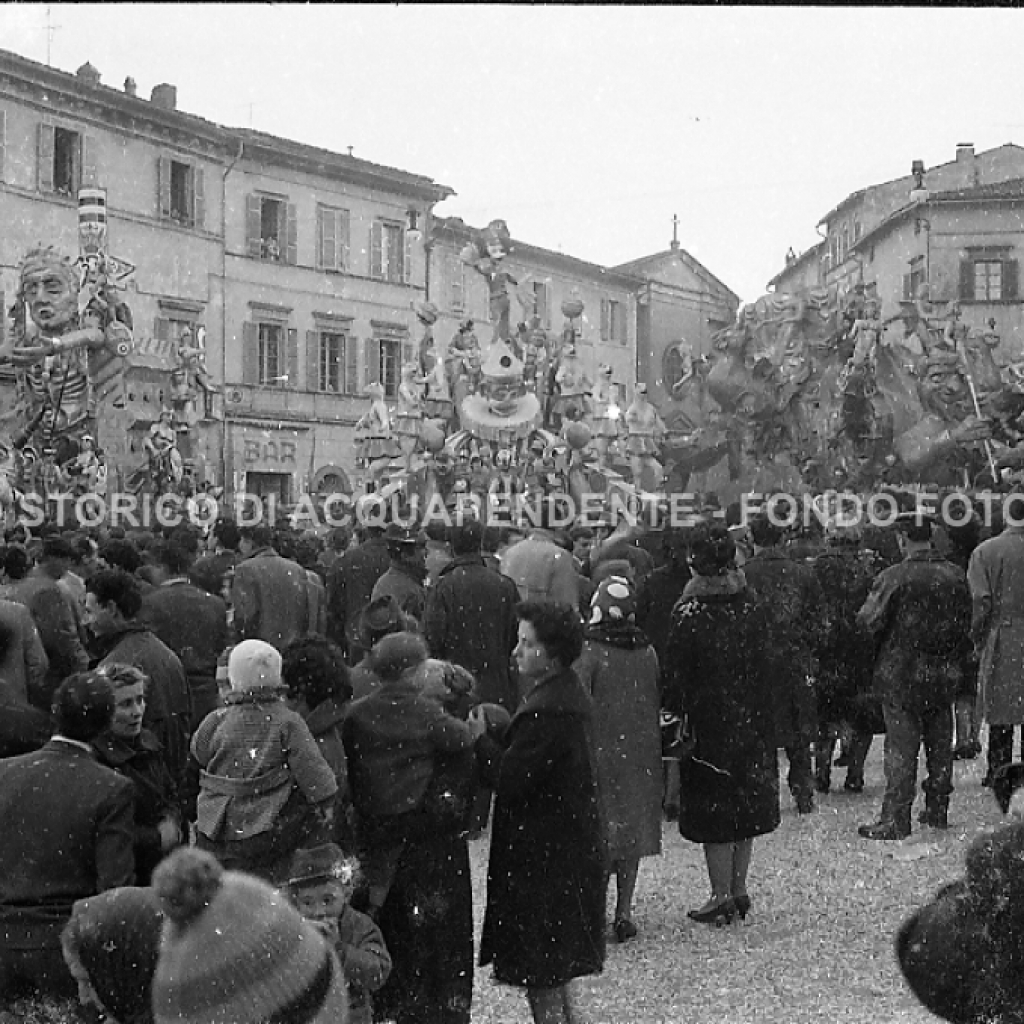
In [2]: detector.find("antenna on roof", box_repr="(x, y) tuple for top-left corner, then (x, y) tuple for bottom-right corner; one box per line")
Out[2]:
(671, 213), (680, 251)
(44, 5), (61, 66)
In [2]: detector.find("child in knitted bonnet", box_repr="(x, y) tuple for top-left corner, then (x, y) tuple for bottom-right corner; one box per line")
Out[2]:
(191, 639), (338, 883)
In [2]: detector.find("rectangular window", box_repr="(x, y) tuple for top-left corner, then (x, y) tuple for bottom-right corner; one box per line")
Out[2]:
(318, 331), (345, 393)
(169, 160), (193, 224)
(532, 281), (550, 327)
(379, 337), (402, 398)
(260, 198), (285, 262)
(974, 260), (1003, 301)
(53, 126), (80, 195)
(905, 256), (926, 301)
(258, 323), (284, 386)
(316, 205), (350, 272)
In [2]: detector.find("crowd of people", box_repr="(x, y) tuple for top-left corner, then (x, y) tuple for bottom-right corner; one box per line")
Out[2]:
(0, 492), (1022, 1023)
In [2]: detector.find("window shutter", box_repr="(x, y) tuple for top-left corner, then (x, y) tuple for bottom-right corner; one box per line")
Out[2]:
(285, 204), (298, 266)
(286, 328), (298, 387)
(1004, 260), (1019, 302)
(402, 340), (415, 368)
(37, 122), (55, 192)
(157, 156), (172, 219)
(345, 333), (358, 393)
(370, 222), (383, 279)
(364, 337), (381, 386)
(902, 274), (912, 301)
(339, 210), (350, 271)
(600, 298), (610, 342)
(959, 260), (974, 301)
(242, 322), (259, 384)
(318, 206), (335, 271)
(81, 135), (97, 188)
(306, 330), (320, 391)
(193, 166), (205, 230)
(246, 194), (262, 258)
(0, 110), (7, 183)
(540, 283), (550, 328)
(403, 229), (412, 285)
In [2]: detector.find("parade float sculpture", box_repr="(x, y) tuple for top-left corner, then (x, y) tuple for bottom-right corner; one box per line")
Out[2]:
(0, 188), (134, 501)
(658, 281), (1024, 498)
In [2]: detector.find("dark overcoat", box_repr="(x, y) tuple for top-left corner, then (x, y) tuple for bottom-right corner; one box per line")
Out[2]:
(423, 554), (520, 711)
(742, 550), (825, 746)
(857, 551), (974, 711)
(478, 667), (606, 989)
(812, 543), (884, 732)
(326, 537), (390, 652)
(663, 579), (781, 845)
(140, 579), (228, 728)
(0, 739), (135, 950)
(92, 727), (179, 885)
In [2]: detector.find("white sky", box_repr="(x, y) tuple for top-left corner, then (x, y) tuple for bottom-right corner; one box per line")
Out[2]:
(3, 4), (1023, 303)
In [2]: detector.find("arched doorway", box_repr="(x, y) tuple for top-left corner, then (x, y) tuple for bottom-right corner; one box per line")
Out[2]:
(311, 464), (352, 499)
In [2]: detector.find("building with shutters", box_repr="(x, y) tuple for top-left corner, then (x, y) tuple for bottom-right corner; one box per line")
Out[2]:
(428, 216), (641, 391)
(848, 176), (1024, 364)
(769, 143), (1024, 299)
(220, 128), (452, 507)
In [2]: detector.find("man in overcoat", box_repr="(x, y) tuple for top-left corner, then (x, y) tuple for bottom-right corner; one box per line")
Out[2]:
(0, 673), (135, 1000)
(327, 523), (390, 663)
(967, 496), (1024, 784)
(857, 512), (973, 840)
(743, 510), (825, 813)
(423, 518), (520, 713)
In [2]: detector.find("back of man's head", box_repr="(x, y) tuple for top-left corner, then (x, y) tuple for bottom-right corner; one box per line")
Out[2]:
(749, 511), (785, 549)
(1, 543), (32, 581)
(450, 519), (483, 557)
(53, 671), (115, 742)
(149, 540), (193, 578)
(100, 538), (143, 575)
(213, 518), (241, 552)
(241, 523), (274, 550)
(87, 568), (143, 620)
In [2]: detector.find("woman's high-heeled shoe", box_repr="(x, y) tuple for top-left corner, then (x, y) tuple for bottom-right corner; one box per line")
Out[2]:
(687, 896), (736, 925)
(733, 893), (751, 920)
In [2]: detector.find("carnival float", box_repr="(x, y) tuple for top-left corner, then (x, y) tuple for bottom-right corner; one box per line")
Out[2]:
(6, 207), (1024, 528)
(0, 185), (219, 522)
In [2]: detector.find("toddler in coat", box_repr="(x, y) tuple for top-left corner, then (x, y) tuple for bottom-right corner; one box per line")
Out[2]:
(287, 843), (391, 1024)
(191, 639), (338, 881)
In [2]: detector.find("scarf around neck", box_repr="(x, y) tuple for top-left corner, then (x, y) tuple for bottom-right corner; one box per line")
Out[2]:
(681, 567), (747, 601)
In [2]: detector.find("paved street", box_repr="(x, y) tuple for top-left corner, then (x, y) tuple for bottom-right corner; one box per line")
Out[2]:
(470, 740), (1003, 1024)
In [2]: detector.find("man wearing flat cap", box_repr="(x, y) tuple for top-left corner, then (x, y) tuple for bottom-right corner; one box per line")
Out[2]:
(855, 510), (974, 840)
(370, 525), (428, 625)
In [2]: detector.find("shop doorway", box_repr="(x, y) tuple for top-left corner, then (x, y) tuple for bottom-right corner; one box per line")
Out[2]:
(245, 471), (292, 523)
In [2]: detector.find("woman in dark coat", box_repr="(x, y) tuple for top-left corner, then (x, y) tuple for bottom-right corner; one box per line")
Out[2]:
(90, 663), (182, 885)
(474, 601), (605, 1024)
(663, 522), (780, 925)
(282, 634), (355, 850)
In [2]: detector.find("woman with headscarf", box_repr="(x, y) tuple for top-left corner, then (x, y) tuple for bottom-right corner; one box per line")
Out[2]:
(61, 887), (164, 1024)
(574, 576), (662, 943)
(663, 521), (780, 925)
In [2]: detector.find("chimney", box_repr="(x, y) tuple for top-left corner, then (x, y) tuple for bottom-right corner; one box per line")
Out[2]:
(76, 62), (101, 87)
(150, 84), (177, 111)
(124, 77), (137, 98)
(956, 142), (979, 186)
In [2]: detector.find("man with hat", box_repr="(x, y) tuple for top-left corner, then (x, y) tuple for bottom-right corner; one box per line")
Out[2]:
(370, 524), (428, 624)
(327, 523), (391, 664)
(856, 509), (974, 839)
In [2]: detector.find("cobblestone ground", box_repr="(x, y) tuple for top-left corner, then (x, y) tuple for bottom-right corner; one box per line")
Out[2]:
(469, 740), (1003, 1024)
(10, 741), (1005, 1024)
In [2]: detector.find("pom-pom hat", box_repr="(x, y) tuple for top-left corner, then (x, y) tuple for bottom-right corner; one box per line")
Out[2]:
(152, 848), (348, 1024)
